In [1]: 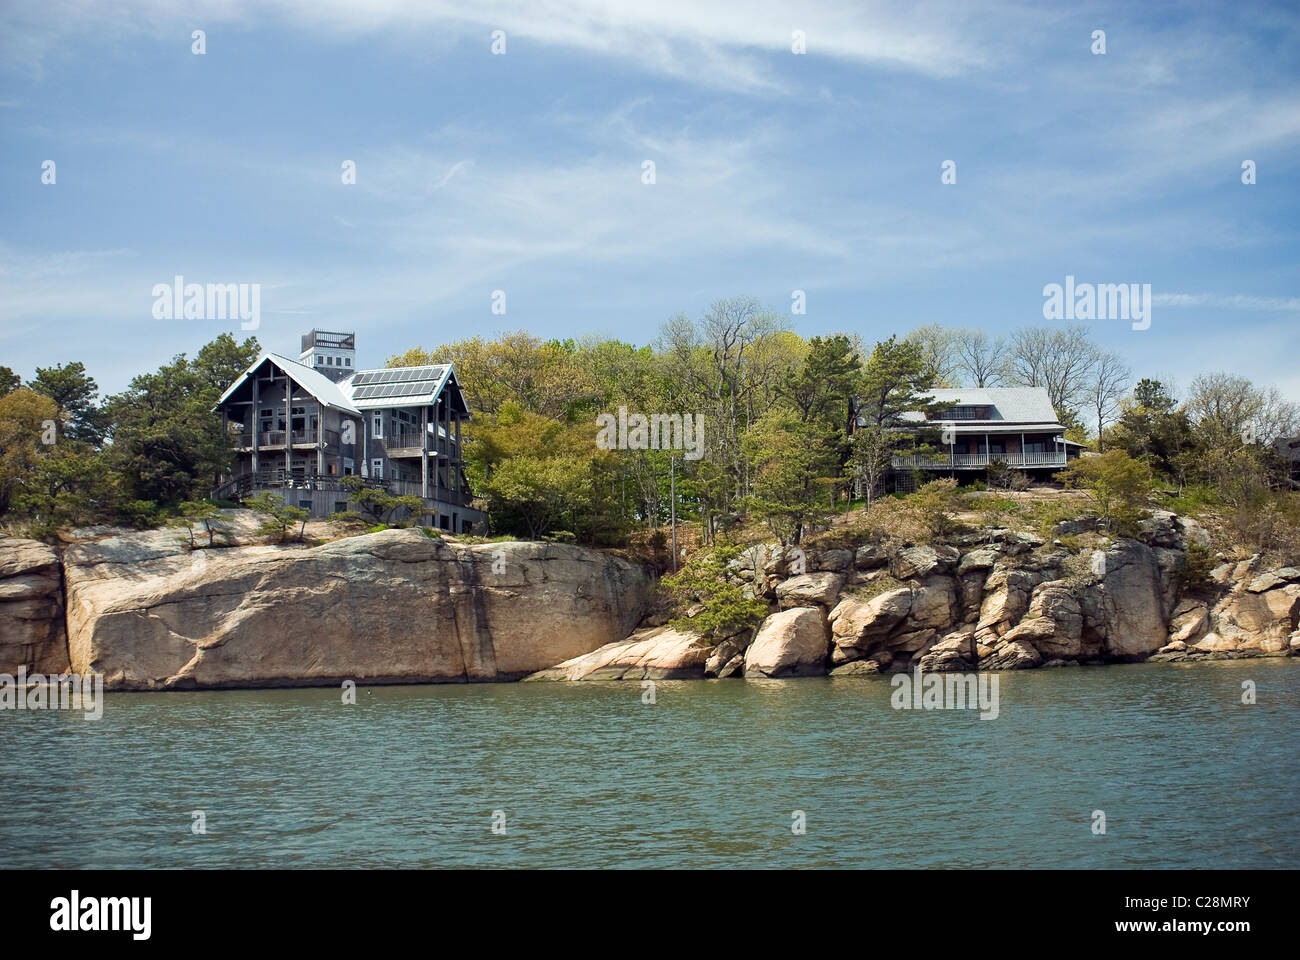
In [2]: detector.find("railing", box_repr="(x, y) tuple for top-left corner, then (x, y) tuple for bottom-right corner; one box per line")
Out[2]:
(892, 451), (1069, 469)
(236, 428), (346, 449)
(212, 471), (479, 508)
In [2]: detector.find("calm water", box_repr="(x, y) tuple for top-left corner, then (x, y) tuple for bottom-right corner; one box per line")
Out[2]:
(0, 660), (1295, 868)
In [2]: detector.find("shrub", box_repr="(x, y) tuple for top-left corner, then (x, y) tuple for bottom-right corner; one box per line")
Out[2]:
(659, 544), (768, 638)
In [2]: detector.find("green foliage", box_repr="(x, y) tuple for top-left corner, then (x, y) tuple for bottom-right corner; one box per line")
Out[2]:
(339, 475), (424, 526)
(246, 491), (309, 543)
(29, 361), (105, 446)
(168, 500), (221, 548)
(907, 478), (965, 538)
(660, 544), (768, 638)
(1179, 543), (1218, 594)
(1056, 450), (1153, 534)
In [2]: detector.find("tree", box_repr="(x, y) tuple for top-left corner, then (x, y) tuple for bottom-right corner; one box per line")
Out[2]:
(905, 324), (959, 387)
(1056, 450), (1153, 532)
(170, 500), (221, 548)
(29, 361), (104, 446)
(953, 328), (1006, 387)
(660, 543), (768, 638)
(845, 424), (894, 509)
(1006, 324), (1099, 416)
(102, 337), (258, 506)
(780, 334), (860, 426)
(0, 388), (59, 516)
(1086, 350), (1131, 451)
(246, 491), (309, 543)
(339, 475), (424, 526)
(741, 410), (838, 543)
(0, 366), (20, 397)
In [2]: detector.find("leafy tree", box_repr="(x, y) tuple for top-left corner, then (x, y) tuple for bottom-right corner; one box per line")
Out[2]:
(780, 334), (860, 427)
(102, 335), (258, 506)
(845, 424), (894, 509)
(0, 366), (20, 397)
(29, 361), (105, 446)
(741, 410), (838, 544)
(1057, 450), (1153, 533)
(0, 388), (59, 516)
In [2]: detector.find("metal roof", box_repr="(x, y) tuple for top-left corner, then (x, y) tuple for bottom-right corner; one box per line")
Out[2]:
(213, 352), (362, 415)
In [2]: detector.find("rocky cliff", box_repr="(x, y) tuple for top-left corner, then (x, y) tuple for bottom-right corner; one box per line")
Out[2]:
(0, 523), (651, 689)
(528, 511), (1300, 681)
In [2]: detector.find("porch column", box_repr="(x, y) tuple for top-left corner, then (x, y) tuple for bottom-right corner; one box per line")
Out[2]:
(421, 405), (429, 499)
(284, 370), (291, 478)
(1021, 432), (1025, 466)
(317, 405), (325, 475)
(251, 375), (260, 474)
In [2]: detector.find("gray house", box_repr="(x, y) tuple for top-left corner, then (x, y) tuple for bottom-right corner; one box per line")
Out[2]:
(212, 329), (485, 532)
(853, 386), (1085, 491)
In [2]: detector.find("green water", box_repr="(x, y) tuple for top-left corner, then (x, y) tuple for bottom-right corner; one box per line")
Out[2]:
(0, 660), (1295, 868)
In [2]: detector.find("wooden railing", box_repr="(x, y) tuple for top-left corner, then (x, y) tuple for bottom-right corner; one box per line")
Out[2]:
(892, 451), (1069, 469)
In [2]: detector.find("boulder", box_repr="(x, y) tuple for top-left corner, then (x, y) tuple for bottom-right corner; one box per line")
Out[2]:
(908, 576), (959, 629)
(956, 547), (1000, 576)
(1022, 581), (1084, 657)
(1246, 568), (1300, 594)
(1167, 599), (1210, 645)
(891, 545), (958, 580)
(854, 543), (889, 570)
(1206, 582), (1300, 652)
(527, 625), (710, 681)
(775, 572), (843, 609)
(979, 638), (1042, 670)
(828, 588), (912, 653)
(0, 538), (68, 674)
(814, 548), (854, 572)
(704, 634), (751, 679)
(743, 607), (829, 678)
(1094, 539), (1171, 657)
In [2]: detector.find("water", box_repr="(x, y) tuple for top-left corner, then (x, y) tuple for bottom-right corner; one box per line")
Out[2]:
(1, 660), (1295, 868)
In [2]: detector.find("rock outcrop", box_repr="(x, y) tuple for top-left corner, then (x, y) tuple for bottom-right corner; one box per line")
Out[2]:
(60, 526), (651, 689)
(0, 538), (68, 674)
(524, 625), (711, 681)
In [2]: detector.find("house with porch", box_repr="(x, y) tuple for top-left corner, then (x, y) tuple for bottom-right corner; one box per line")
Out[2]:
(211, 329), (485, 533)
(862, 386), (1085, 490)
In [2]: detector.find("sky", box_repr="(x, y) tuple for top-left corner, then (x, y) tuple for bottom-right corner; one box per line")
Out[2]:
(1, 0), (1297, 401)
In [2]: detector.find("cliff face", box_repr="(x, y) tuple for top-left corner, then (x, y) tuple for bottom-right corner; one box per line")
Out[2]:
(529, 511), (1300, 680)
(0, 538), (68, 675)
(0, 526), (650, 690)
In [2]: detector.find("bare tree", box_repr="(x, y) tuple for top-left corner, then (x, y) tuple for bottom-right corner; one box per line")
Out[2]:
(1088, 350), (1131, 450)
(905, 323), (959, 387)
(953, 328), (1007, 387)
(1006, 324), (1099, 415)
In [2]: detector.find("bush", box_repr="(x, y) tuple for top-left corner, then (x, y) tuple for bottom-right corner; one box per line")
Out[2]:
(660, 544), (768, 639)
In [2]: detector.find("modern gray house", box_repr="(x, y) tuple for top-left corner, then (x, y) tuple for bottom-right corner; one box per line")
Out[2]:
(211, 329), (485, 532)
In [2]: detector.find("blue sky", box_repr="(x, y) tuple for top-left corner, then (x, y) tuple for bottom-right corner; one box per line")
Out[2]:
(2, 0), (1298, 400)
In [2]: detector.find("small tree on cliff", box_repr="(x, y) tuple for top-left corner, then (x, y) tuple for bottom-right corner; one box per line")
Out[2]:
(1056, 450), (1153, 534)
(247, 491), (309, 543)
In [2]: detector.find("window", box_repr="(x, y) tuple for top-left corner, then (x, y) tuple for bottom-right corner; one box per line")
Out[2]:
(345, 358), (351, 366)
(334, 502), (348, 513)
(371, 459), (384, 479)
(327, 356), (334, 365)
(372, 414), (383, 437)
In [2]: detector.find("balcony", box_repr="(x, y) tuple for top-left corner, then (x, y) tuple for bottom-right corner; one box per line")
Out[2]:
(892, 451), (1069, 470)
(234, 428), (343, 450)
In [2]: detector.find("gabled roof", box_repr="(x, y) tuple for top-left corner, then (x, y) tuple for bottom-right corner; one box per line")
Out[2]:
(213, 352), (361, 415)
(898, 387), (1062, 425)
